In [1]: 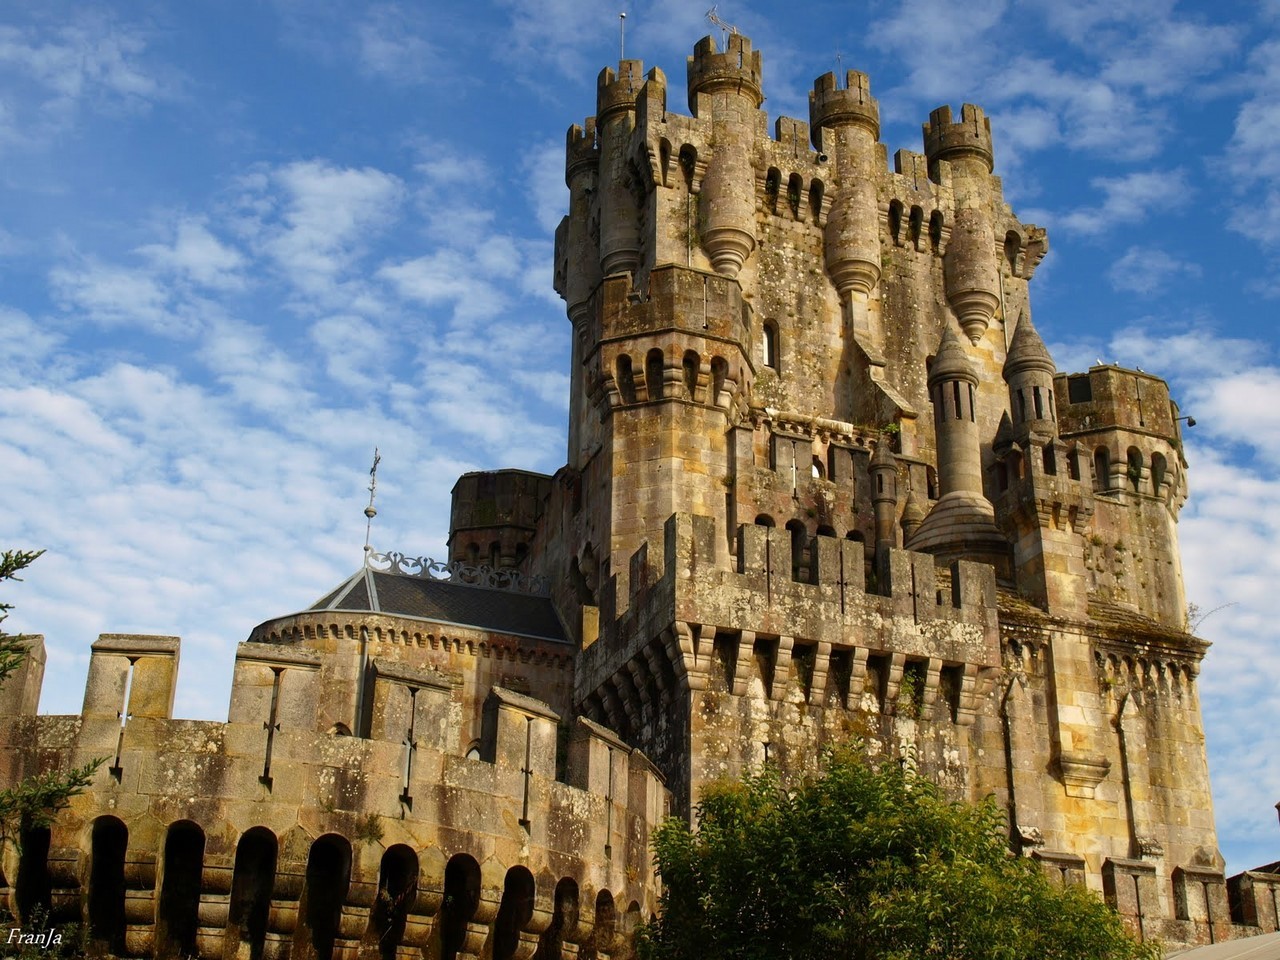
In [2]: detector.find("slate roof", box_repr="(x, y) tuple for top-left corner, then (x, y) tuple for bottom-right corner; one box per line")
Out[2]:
(309, 567), (568, 644)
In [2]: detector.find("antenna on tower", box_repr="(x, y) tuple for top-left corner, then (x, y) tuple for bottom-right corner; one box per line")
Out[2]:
(619, 11), (626, 61)
(705, 5), (737, 43)
(363, 447), (381, 554)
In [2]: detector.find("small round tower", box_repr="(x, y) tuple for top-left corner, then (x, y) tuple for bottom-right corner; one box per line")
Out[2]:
(924, 105), (1000, 344)
(906, 327), (1010, 573)
(597, 61), (645, 277)
(810, 71), (882, 300)
(869, 440), (898, 548)
(1002, 313), (1058, 445)
(688, 35), (762, 278)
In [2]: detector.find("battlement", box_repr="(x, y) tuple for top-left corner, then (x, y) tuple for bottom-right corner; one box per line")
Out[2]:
(596, 263), (749, 346)
(923, 103), (994, 173)
(0, 637), (667, 957)
(604, 513), (1001, 672)
(565, 119), (598, 182)
(809, 70), (880, 141)
(1055, 365), (1181, 444)
(596, 60), (646, 122)
(687, 34), (763, 112)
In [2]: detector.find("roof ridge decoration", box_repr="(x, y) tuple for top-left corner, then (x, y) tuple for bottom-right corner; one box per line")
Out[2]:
(364, 550), (552, 597)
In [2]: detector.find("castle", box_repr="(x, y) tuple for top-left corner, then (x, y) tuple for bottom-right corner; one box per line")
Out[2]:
(1, 31), (1278, 960)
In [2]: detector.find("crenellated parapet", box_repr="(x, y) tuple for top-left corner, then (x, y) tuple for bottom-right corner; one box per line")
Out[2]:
(0, 628), (667, 958)
(686, 34), (763, 113)
(923, 104), (994, 175)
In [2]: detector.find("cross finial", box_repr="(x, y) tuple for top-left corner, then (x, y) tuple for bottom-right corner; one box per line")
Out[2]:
(364, 447), (381, 552)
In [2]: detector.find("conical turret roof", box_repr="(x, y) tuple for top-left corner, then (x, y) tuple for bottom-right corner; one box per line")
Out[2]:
(1003, 312), (1056, 380)
(928, 325), (978, 388)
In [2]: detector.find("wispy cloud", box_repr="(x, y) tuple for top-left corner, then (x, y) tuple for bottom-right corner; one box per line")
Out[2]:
(1106, 246), (1202, 295)
(1057, 170), (1190, 235)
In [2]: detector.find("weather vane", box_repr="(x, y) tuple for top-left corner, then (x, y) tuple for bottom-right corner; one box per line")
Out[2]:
(364, 447), (381, 552)
(706, 5), (737, 41)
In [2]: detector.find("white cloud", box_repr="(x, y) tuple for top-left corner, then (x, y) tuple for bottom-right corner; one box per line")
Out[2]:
(49, 257), (194, 336)
(1057, 170), (1190, 236)
(235, 160), (405, 302)
(356, 4), (438, 84)
(1106, 247), (1202, 295)
(137, 219), (247, 290)
(522, 139), (568, 235)
(0, 16), (176, 153)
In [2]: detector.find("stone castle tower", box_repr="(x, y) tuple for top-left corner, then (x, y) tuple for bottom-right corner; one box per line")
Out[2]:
(1, 32), (1277, 960)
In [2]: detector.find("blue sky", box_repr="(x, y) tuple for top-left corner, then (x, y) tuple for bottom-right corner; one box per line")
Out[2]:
(1, 1), (1278, 875)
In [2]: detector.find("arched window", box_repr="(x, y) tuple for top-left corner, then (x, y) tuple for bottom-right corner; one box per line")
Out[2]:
(88, 817), (128, 954)
(227, 827), (277, 960)
(787, 173), (803, 218)
(811, 456), (824, 479)
(593, 890), (617, 958)
(710, 356), (729, 408)
(1127, 447), (1143, 492)
(808, 179), (824, 222)
(889, 199), (904, 245)
(156, 821), (205, 960)
(616, 355), (637, 404)
(929, 210), (943, 252)
(682, 350), (701, 401)
(754, 514), (775, 527)
(1151, 452), (1168, 496)
(908, 205), (924, 246)
(493, 866), (536, 960)
(646, 348), (665, 401)
(536, 878), (579, 960)
(294, 834), (352, 960)
(366, 845), (418, 959)
(762, 322), (778, 371)
(765, 167), (781, 213)
(926, 467), (939, 500)
(1093, 447), (1111, 493)
(440, 854), (482, 960)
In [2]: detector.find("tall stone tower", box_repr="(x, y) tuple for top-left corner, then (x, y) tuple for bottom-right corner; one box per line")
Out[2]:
(542, 32), (1254, 946)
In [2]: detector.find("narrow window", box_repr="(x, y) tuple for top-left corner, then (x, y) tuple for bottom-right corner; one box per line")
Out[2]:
(762, 322), (778, 370)
(493, 867), (536, 960)
(616, 355), (637, 404)
(440, 855), (482, 960)
(646, 348), (665, 401)
(1093, 448), (1111, 492)
(227, 827), (277, 960)
(1042, 445), (1057, 476)
(889, 200), (904, 245)
(682, 350), (700, 400)
(156, 821), (206, 960)
(88, 817), (129, 955)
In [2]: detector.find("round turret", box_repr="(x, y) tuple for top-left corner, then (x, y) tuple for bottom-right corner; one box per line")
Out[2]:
(908, 327), (1010, 571)
(686, 34), (763, 112)
(690, 35), (760, 279)
(923, 104), (994, 174)
(597, 61), (645, 123)
(596, 61), (644, 278)
(1003, 313), (1058, 440)
(870, 441), (898, 548)
(810, 71), (882, 301)
(900, 488), (925, 542)
(943, 206), (1000, 343)
(809, 71), (880, 143)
